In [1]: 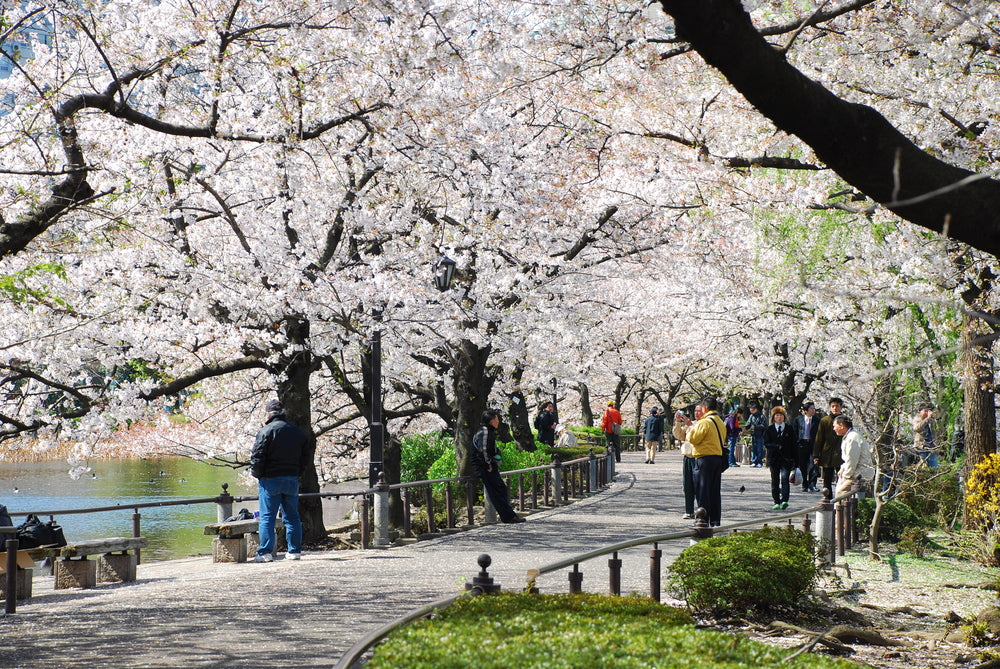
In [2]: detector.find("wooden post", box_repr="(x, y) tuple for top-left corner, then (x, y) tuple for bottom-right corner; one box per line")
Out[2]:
(649, 542), (662, 602)
(608, 551), (622, 596)
(568, 564), (583, 594)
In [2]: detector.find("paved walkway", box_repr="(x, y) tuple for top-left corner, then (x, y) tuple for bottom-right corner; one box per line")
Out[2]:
(1, 452), (820, 668)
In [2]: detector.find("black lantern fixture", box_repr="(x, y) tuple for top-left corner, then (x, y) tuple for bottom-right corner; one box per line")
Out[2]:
(434, 255), (457, 291)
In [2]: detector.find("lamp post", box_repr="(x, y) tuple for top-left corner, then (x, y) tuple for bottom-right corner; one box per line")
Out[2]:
(368, 329), (383, 488)
(434, 256), (457, 292)
(551, 377), (558, 424)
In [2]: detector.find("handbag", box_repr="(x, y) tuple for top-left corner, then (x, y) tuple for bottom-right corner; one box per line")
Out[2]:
(709, 418), (730, 472)
(612, 423), (622, 436)
(789, 467), (802, 486)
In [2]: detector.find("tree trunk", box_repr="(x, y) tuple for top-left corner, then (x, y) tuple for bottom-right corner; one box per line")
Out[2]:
(576, 382), (594, 427)
(507, 364), (535, 451)
(453, 339), (495, 478)
(962, 311), (997, 530)
(275, 317), (326, 544)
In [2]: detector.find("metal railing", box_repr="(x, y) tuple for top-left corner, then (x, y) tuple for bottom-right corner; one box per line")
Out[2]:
(334, 482), (866, 666)
(361, 452), (612, 548)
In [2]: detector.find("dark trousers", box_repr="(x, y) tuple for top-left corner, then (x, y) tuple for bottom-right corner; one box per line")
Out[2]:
(683, 455), (697, 515)
(693, 454), (724, 526)
(477, 467), (518, 522)
(797, 442), (814, 490)
(606, 432), (621, 462)
(820, 466), (837, 495)
(769, 457), (792, 504)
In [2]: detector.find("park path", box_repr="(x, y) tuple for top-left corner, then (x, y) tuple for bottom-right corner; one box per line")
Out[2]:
(1, 451), (811, 669)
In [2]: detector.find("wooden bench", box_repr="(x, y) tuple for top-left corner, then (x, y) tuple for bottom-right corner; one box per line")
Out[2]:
(204, 518), (279, 563)
(1, 550), (35, 601)
(47, 537), (148, 589)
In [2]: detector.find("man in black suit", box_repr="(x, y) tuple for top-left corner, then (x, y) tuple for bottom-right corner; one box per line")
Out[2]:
(792, 401), (820, 492)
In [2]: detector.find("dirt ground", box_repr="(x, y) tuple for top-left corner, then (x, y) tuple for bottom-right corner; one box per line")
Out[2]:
(712, 547), (1000, 668)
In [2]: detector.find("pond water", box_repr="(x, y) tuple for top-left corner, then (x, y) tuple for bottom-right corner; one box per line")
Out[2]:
(0, 457), (257, 562)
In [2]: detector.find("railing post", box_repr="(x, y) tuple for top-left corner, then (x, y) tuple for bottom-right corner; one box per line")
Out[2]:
(374, 473), (390, 548)
(836, 500), (847, 557)
(465, 479), (476, 526)
(216, 482), (234, 522)
(568, 563), (583, 594)
(543, 469), (551, 507)
(5, 537), (17, 614)
(445, 483), (455, 529)
(552, 460), (563, 507)
(589, 453), (597, 493)
(424, 485), (437, 534)
(531, 471), (539, 509)
(606, 446), (616, 480)
(649, 542), (662, 602)
(517, 475), (525, 511)
(608, 551), (622, 596)
(801, 513), (812, 533)
(814, 488), (836, 568)
(132, 508), (142, 565)
(359, 495), (370, 549)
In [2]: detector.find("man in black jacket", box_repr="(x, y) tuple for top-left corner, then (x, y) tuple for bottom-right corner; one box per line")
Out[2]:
(472, 410), (525, 524)
(250, 399), (310, 562)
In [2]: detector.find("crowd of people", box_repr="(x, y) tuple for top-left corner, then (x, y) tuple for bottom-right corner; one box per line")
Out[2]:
(667, 396), (939, 523)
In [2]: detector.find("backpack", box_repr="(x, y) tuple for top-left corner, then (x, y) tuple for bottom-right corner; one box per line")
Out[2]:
(14, 514), (67, 549)
(534, 413), (543, 430)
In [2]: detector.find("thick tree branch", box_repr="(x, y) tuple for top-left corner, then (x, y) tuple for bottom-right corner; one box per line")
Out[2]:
(658, 0), (1000, 259)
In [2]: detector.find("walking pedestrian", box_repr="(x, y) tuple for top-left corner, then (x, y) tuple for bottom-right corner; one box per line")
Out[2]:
(643, 407), (665, 464)
(602, 401), (623, 463)
(724, 407), (744, 468)
(792, 401), (820, 492)
(676, 397), (725, 527)
(764, 406), (797, 509)
(835, 415), (874, 496)
(535, 402), (557, 448)
(250, 399), (310, 562)
(673, 410), (698, 520)
(745, 403), (767, 467)
(813, 397), (845, 494)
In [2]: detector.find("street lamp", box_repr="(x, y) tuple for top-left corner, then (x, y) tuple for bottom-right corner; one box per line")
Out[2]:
(433, 256), (457, 292)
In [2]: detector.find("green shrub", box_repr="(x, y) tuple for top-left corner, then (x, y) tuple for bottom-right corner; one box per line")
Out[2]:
(369, 592), (856, 669)
(400, 432), (451, 483)
(667, 527), (817, 614)
(891, 461), (963, 530)
(855, 498), (924, 541)
(897, 526), (929, 557)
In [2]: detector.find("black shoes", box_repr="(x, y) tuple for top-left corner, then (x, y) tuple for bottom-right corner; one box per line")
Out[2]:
(504, 516), (526, 524)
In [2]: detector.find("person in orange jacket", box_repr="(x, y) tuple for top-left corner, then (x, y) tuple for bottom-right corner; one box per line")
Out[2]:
(602, 400), (623, 463)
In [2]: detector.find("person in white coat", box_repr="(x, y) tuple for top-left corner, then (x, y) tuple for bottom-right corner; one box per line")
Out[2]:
(833, 415), (874, 496)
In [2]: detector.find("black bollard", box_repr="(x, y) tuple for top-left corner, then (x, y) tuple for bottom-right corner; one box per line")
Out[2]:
(465, 553), (501, 594)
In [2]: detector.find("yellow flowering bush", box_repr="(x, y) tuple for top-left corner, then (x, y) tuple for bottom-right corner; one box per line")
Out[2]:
(965, 453), (1000, 526)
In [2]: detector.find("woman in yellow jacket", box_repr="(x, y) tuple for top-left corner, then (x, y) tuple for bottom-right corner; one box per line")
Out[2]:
(676, 396), (725, 526)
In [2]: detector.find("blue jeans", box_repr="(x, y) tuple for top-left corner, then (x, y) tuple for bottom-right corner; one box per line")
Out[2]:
(751, 435), (764, 466)
(727, 436), (740, 466)
(916, 451), (939, 467)
(257, 476), (302, 556)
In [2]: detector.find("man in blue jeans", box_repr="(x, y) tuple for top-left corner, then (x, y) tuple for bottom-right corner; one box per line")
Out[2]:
(250, 399), (310, 562)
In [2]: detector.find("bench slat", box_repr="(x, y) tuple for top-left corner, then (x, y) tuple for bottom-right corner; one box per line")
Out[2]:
(56, 537), (148, 558)
(204, 519), (260, 537)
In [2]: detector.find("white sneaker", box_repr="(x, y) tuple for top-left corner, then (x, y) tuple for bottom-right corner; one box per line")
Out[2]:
(253, 553), (273, 563)
(287, 552), (301, 561)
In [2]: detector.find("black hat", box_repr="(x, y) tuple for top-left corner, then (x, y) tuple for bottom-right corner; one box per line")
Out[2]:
(266, 399), (284, 414)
